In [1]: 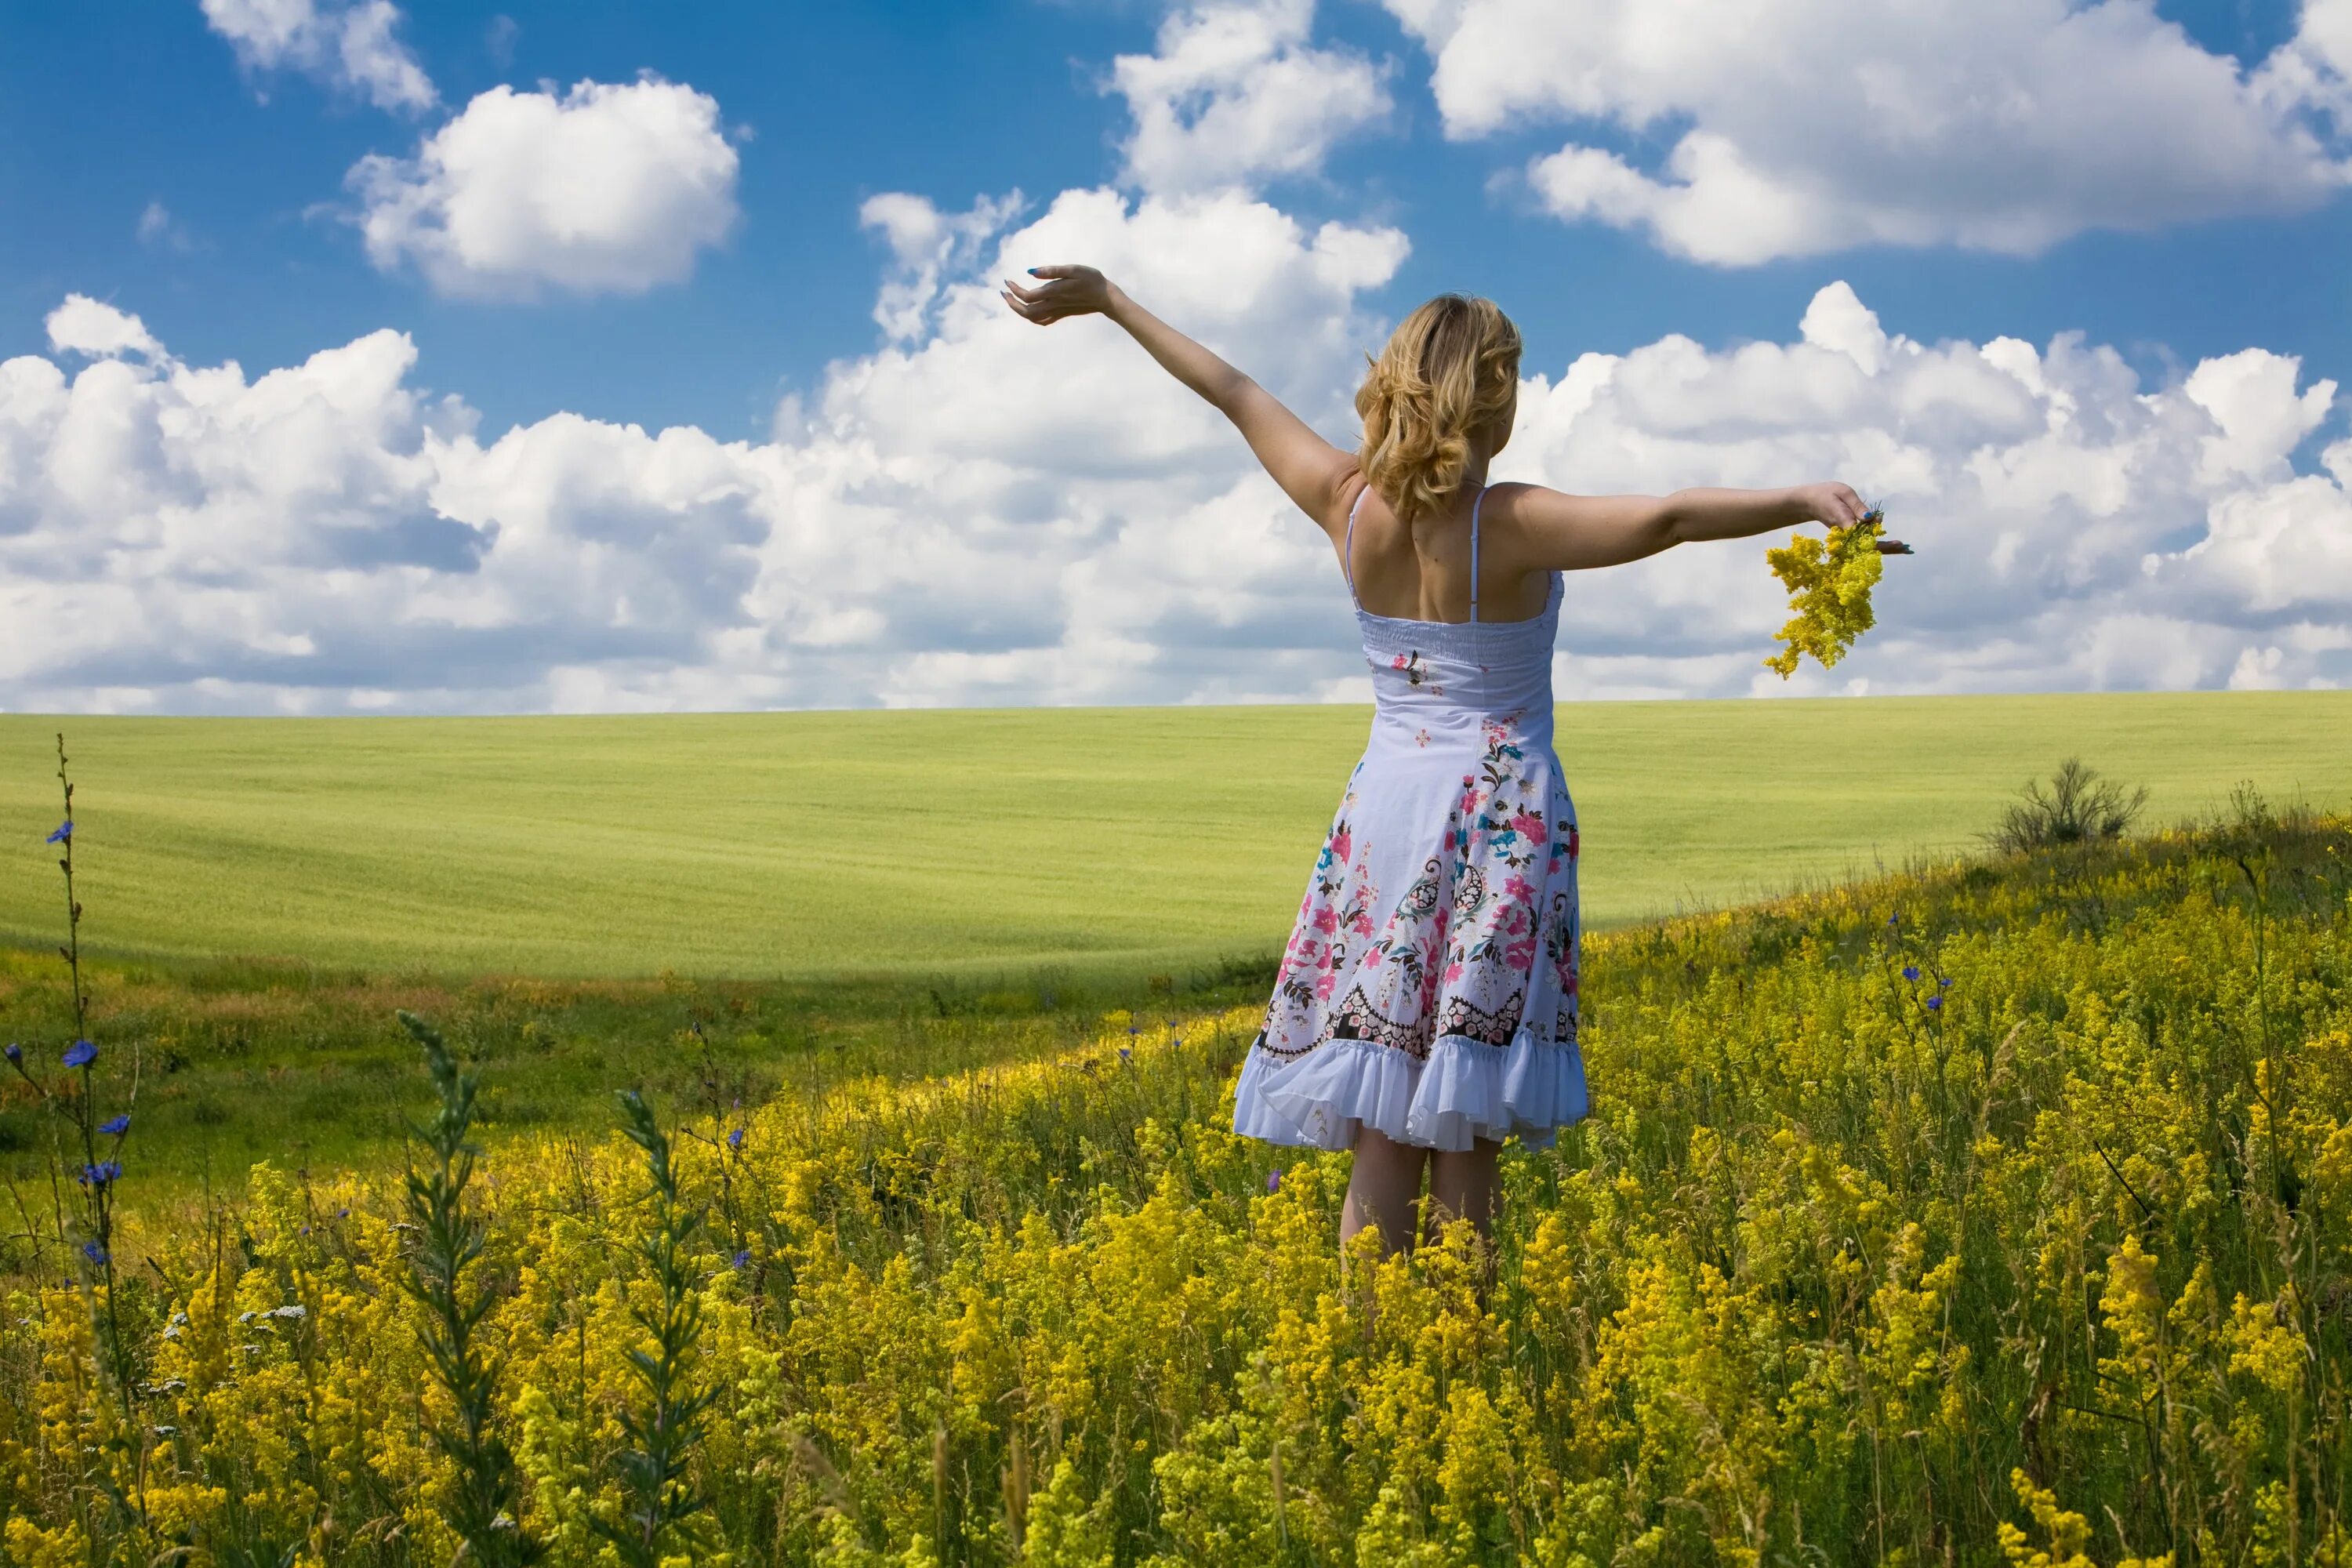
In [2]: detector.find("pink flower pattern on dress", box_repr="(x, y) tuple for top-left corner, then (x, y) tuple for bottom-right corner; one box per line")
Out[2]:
(1266, 714), (1578, 1060)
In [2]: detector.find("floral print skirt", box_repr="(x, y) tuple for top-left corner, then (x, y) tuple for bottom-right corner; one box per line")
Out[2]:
(1232, 713), (1588, 1152)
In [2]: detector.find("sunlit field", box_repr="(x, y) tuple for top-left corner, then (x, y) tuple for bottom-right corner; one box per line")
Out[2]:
(5, 804), (2347, 1564)
(1, 693), (2345, 979)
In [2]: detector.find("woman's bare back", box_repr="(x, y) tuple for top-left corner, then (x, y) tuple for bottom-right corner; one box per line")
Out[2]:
(1337, 477), (1552, 626)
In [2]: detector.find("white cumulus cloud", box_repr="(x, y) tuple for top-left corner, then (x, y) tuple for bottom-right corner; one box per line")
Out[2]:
(201, 0), (436, 114)
(347, 77), (741, 299)
(1385, 0), (2352, 263)
(45, 296), (162, 360)
(1112, 0), (1392, 194)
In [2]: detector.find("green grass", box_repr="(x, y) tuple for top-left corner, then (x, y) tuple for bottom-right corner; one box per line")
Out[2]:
(1, 694), (2347, 982)
(0, 689), (2341, 1195)
(0, 946), (1272, 1191)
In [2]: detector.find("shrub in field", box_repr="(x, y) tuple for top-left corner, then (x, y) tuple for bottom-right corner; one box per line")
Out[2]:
(3, 808), (2350, 1566)
(1987, 757), (2150, 853)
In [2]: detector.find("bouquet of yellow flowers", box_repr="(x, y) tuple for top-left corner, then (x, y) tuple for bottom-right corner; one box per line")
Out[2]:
(1763, 505), (1907, 678)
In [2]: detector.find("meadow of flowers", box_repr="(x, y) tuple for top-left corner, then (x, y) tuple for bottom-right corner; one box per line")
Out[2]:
(4, 797), (2349, 1566)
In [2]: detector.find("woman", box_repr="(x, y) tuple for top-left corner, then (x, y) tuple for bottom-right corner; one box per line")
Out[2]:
(1001, 266), (1892, 1257)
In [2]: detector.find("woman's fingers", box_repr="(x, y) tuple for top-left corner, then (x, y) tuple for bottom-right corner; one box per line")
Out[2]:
(1004, 275), (1071, 307)
(1000, 283), (1066, 325)
(1002, 264), (1109, 325)
(1005, 273), (1083, 303)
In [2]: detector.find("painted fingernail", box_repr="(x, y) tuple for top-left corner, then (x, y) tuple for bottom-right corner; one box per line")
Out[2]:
(1027, 267), (1041, 276)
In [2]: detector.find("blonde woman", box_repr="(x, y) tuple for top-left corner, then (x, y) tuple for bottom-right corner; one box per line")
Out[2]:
(1002, 267), (1888, 1256)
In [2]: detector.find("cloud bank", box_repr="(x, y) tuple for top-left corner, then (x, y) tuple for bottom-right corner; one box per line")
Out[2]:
(3, 259), (2345, 713)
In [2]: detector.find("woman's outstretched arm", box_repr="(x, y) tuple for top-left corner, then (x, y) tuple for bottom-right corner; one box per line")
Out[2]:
(1002, 264), (1358, 535)
(1497, 483), (1907, 573)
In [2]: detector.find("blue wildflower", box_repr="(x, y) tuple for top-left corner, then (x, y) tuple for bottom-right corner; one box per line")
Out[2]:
(1887, 913), (1899, 927)
(62, 1040), (96, 1069)
(1266, 1168), (1282, 1194)
(3, 1043), (18, 1065)
(732, 1250), (751, 1269)
(81, 1241), (107, 1266)
(727, 1125), (746, 1152)
(337, 1207), (350, 1218)
(1901, 965), (1919, 982)
(1938, 976), (1953, 989)
(1926, 993), (1944, 1012)
(46, 821), (71, 844)
(1119, 1046), (1132, 1062)
(100, 1114), (129, 1137)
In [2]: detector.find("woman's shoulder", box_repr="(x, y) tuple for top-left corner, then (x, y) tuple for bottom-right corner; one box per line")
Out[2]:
(1475, 480), (1580, 543)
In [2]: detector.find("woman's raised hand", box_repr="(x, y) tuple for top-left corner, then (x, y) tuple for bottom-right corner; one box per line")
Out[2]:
(1001, 264), (1115, 325)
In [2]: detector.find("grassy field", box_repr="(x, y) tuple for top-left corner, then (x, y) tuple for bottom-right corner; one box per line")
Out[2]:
(0, 947), (1273, 1189)
(7, 808), (2346, 1564)
(1, 692), (2346, 981)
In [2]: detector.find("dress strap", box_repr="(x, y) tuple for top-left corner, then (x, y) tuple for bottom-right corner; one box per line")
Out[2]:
(1468, 483), (1486, 625)
(1343, 485), (1370, 607)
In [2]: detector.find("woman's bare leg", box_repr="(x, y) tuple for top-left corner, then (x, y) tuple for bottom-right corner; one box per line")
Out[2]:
(1426, 1138), (1503, 1246)
(1341, 1127), (1428, 1258)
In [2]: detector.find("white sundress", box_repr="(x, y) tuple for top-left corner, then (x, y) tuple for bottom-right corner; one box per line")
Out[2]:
(1232, 482), (1590, 1152)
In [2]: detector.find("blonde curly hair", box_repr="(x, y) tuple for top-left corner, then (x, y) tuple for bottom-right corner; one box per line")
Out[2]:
(1355, 294), (1522, 526)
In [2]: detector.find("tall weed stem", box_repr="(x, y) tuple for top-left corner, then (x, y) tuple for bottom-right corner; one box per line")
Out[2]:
(399, 1009), (539, 1568)
(596, 1090), (716, 1567)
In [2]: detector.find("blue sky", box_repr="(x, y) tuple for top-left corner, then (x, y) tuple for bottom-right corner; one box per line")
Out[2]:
(2, 0), (2350, 710)
(6, 0), (2345, 437)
